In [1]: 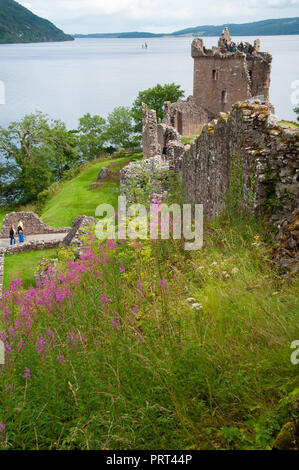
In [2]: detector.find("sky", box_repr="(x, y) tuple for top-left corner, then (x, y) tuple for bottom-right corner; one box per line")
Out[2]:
(18, 0), (299, 34)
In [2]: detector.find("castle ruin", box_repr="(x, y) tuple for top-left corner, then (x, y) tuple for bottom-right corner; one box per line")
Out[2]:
(163, 27), (272, 137)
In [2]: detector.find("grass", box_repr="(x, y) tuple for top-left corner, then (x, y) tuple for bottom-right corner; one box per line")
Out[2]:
(3, 249), (57, 291)
(278, 120), (299, 129)
(181, 129), (203, 145)
(0, 211), (6, 230)
(0, 213), (298, 450)
(40, 154), (142, 228)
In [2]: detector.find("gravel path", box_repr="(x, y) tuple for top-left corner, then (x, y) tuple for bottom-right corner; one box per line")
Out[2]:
(0, 233), (67, 249)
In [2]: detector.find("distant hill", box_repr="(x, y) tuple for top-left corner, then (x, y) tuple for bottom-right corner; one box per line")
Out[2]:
(0, 0), (73, 44)
(74, 32), (163, 39)
(172, 17), (299, 37)
(74, 17), (299, 39)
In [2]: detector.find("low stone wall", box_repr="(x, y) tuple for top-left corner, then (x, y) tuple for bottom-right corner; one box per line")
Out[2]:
(0, 212), (70, 238)
(0, 239), (62, 297)
(63, 215), (97, 247)
(2, 239), (62, 255)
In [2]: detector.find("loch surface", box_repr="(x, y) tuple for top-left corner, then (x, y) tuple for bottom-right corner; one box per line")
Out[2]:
(0, 35), (298, 129)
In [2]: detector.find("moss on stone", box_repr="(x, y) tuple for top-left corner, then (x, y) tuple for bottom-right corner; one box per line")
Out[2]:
(273, 422), (299, 450)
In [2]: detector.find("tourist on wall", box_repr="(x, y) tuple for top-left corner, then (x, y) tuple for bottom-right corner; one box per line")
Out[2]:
(9, 225), (16, 245)
(17, 221), (24, 243)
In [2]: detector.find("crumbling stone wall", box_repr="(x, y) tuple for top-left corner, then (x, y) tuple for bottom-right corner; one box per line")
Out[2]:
(62, 215), (97, 247)
(166, 28), (272, 137)
(142, 103), (161, 158)
(192, 34), (272, 118)
(179, 100), (299, 223)
(142, 103), (185, 166)
(0, 212), (70, 238)
(163, 97), (209, 137)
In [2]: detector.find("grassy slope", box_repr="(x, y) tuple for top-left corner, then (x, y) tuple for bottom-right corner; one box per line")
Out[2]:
(1, 214), (298, 449)
(0, 211), (6, 229)
(4, 249), (57, 291)
(40, 156), (141, 228)
(2, 155), (142, 286)
(278, 120), (299, 129)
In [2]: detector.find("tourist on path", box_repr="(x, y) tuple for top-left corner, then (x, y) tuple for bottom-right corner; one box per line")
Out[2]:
(17, 221), (24, 243)
(9, 225), (16, 245)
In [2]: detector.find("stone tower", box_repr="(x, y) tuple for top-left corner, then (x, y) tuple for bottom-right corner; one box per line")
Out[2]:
(191, 28), (272, 117)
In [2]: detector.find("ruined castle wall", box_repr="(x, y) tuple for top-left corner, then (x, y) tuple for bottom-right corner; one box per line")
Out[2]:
(163, 97), (209, 136)
(180, 100), (299, 222)
(142, 103), (161, 158)
(0, 212), (70, 238)
(250, 54), (272, 100)
(193, 54), (251, 117)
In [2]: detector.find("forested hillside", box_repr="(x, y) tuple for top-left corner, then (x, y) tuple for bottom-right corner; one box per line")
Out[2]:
(0, 0), (73, 44)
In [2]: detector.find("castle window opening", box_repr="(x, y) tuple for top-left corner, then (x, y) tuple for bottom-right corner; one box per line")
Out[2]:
(221, 90), (228, 104)
(212, 69), (219, 81)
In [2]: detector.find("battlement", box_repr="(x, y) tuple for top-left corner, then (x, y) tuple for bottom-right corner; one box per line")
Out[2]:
(192, 28), (272, 117)
(162, 28), (273, 137)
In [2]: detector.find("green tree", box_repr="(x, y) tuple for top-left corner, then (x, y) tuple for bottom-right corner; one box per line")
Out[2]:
(77, 113), (107, 161)
(106, 106), (138, 148)
(294, 105), (299, 122)
(131, 83), (185, 133)
(0, 112), (78, 204)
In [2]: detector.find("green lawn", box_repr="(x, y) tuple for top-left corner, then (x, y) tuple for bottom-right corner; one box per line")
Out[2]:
(181, 129), (203, 145)
(4, 249), (57, 291)
(0, 211), (6, 230)
(41, 155), (142, 228)
(278, 120), (299, 129)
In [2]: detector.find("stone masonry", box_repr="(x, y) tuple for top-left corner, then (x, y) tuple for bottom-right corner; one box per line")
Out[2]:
(0, 212), (70, 238)
(142, 103), (161, 158)
(165, 27), (272, 137)
(142, 103), (185, 164)
(178, 99), (298, 223)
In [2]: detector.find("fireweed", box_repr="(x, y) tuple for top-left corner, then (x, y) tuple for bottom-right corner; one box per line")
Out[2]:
(0, 217), (298, 450)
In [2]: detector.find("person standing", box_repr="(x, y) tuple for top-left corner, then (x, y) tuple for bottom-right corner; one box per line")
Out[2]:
(17, 221), (24, 243)
(9, 225), (16, 245)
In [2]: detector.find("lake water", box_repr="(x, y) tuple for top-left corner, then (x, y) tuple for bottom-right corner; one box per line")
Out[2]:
(0, 35), (298, 130)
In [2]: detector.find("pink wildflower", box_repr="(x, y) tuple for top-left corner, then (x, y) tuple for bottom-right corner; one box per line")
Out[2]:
(57, 354), (66, 364)
(23, 367), (31, 380)
(111, 315), (121, 329)
(99, 296), (111, 307)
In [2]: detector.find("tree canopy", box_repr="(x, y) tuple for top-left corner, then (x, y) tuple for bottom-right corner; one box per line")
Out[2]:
(131, 83), (185, 133)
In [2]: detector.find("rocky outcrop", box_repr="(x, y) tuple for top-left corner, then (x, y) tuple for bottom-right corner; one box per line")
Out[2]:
(0, 212), (70, 238)
(97, 167), (113, 180)
(273, 395), (299, 450)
